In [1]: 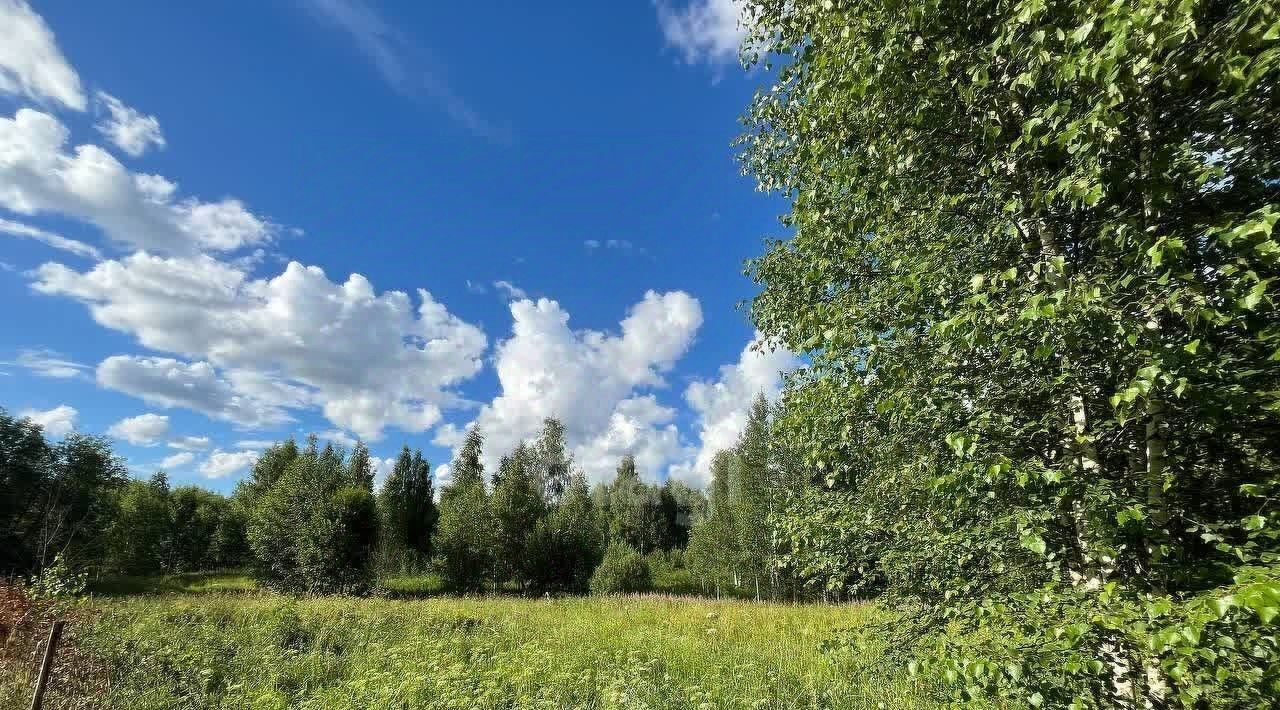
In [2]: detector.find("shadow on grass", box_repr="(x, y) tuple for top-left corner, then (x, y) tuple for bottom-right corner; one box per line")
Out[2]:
(88, 570), (764, 603)
(90, 571), (257, 597)
(375, 573), (448, 599)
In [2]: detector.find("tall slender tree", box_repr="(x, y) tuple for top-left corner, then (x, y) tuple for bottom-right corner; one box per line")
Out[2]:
(533, 417), (572, 503)
(733, 394), (772, 599)
(604, 454), (664, 553)
(687, 450), (740, 595)
(492, 442), (545, 587)
(348, 440), (375, 490)
(379, 446), (437, 572)
(436, 426), (495, 591)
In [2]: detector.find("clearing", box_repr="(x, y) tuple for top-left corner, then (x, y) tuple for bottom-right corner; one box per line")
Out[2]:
(3, 574), (933, 709)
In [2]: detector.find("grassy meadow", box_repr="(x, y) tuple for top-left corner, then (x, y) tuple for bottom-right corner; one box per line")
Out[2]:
(3, 574), (935, 710)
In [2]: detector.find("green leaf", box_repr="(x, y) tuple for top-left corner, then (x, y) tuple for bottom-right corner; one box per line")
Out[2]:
(1242, 281), (1268, 310)
(1071, 21), (1094, 43)
(1212, 596), (1234, 618)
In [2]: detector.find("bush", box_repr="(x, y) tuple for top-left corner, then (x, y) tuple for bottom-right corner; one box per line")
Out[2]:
(296, 487), (379, 595)
(524, 480), (604, 593)
(589, 542), (651, 596)
(27, 553), (88, 602)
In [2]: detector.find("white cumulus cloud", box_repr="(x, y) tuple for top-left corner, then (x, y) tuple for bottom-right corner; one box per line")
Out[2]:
(107, 412), (169, 446)
(668, 334), (798, 486)
(0, 0), (84, 110)
(95, 355), (292, 429)
(439, 290), (703, 483)
(0, 108), (275, 253)
(371, 455), (398, 490)
(160, 451), (194, 469)
(199, 449), (259, 479)
(18, 403), (77, 437)
(94, 92), (165, 157)
(35, 253), (487, 439)
(168, 435), (211, 451)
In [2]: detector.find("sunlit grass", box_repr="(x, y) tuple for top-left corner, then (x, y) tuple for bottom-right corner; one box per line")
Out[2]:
(78, 590), (934, 709)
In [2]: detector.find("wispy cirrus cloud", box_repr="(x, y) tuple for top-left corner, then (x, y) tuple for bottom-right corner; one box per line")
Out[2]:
(492, 280), (527, 301)
(4, 348), (91, 379)
(0, 218), (101, 259)
(94, 91), (165, 157)
(298, 0), (510, 142)
(584, 239), (646, 257)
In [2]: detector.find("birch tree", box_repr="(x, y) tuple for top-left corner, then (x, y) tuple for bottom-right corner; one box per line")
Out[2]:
(742, 0), (1280, 704)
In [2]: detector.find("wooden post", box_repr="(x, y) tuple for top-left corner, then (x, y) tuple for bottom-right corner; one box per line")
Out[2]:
(29, 619), (65, 710)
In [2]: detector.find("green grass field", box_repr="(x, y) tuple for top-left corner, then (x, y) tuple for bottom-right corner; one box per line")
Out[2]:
(6, 574), (935, 709)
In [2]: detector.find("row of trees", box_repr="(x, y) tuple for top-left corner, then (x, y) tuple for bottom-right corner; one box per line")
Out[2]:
(2, 407), (721, 599)
(433, 422), (706, 593)
(0, 408), (247, 578)
(109, 472), (246, 575)
(736, 0), (1280, 706)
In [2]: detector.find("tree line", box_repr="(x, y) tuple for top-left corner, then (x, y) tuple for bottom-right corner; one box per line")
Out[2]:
(1, 409), (245, 578)
(4, 407), (773, 598)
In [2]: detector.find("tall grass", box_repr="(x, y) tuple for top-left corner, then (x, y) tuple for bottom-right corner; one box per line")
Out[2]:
(77, 591), (933, 709)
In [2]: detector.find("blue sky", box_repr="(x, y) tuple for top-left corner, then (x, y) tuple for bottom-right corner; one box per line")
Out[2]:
(0, 0), (794, 491)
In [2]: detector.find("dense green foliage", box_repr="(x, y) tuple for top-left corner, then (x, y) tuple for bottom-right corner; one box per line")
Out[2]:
(740, 0), (1280, 705)
(3, 408), (714, 604)
(377, 445), (437, 572)
(589, 541), (653, 596)
(597, 455), (704, 554)
(686, 397), (806, 600)
(525, 475), (606, 593)
(106, 472), (248, 575)
(435, 426), (498, 591)
(429, 419), (708, 595)
(2, 408), (248, 581)
(241, 436), (379, 594)
(1, 409), (128, 574)
(492, 442), (547, 586)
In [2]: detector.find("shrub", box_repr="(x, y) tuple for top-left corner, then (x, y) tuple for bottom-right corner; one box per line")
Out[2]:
(525, 479), (604, 593)
(27, 553), (88, 601)
(296, 487), (379, 595)
(589, 542), (651, 596)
